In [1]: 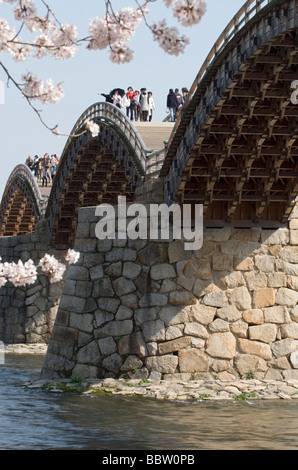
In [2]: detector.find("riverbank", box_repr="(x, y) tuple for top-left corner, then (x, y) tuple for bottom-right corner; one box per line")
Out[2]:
(5, 343), (298, 402)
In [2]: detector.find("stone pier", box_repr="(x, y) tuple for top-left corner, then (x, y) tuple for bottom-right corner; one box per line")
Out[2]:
(40, 203), (298, 381)
(0, 220), (64, 344)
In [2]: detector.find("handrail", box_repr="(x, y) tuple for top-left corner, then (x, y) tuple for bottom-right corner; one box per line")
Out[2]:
(167, 0), (279, 148)
(61, 102), (148, 174)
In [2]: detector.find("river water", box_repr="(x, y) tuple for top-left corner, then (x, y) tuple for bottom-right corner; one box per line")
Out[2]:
(1, 354), (298, 450)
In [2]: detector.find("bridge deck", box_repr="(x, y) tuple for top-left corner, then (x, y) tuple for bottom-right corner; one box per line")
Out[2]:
(134, 122), (174, 153)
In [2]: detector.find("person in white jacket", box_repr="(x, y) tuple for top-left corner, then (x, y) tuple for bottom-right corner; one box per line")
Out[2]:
(148, 91), (155, 122)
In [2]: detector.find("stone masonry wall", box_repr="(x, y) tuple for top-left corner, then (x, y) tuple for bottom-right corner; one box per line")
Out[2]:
(0, 220), (64, 344)
(41, 204), (298, 381)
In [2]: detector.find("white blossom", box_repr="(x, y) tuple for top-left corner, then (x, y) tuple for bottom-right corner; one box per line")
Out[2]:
(85, 119), (99, 137)
(151, 20), (190, 56)
(65, 249), (80, 265)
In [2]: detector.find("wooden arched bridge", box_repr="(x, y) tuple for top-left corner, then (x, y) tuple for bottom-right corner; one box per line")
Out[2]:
(1, 0), (298, 248)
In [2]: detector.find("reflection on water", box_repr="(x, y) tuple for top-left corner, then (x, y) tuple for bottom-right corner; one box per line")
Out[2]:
(0, 354), (298, 450)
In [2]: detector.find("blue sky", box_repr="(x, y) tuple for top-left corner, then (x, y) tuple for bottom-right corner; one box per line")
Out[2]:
(0, 0), (244, 197)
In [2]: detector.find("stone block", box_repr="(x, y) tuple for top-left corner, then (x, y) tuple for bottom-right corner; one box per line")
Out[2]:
(212, 253), (233, 271)
(120, 355), (143, 372)
(243, 309), (264, 324)
(100, 320), (133, 337)
(142, 319), (165, 342)
(238, 338), (272, 360)
(209, 319), (230, 333)
(261, 228), (289, 245)
(98, 336), (117, 356)
(290, 230), (298, 245)
(139, 293), (168, 308)
(271, 338), (296, 357)
(184, 322), (209, 338)
(263, 306), (289, 324)
(267, 272), (286, 288)
(248, 324), (277, 343)
(159, 305), (190, 326)
(206, 332), (236, 359)
(138, 243), (167, 266)
(234, 355), (267, 376)
(245, 271), (267, 290)
(102, 353), (122, 373)
(105, 248), (124, 263)
(202, 290), (227, 308)
(113, 277), (136, 297)
(145, 355), (178, 374)
(217, 305), (242, 322)
(280, 246), (298, 263)
(178, 349), (210, 373)
(92, 278), (115, 298)
(228, 286), (252, 310)
(168, 240), (191, 263)
(59, 295), (85, 314)
(122, 262), (142, 280)
(165, 325), (183, 340)
(253, 288), (275, 308)
(169, 290), (196, 306)
(150, 263), (176, 280)
(234, 257), (254, 271)
(230, 319), (248, 338)
(221, 240), (261, 257)
(89, 265), (104, 281)
(290, 350), (298, 369)
(66, 266), (89, 281)
(255, 255), (275, 272)
(116, 305), (133, 321)
(158, 336), (192, 355)
(189, 304), (216, 325)
(275, 288), (298, 307)
(134, 307), (157, 325)
(280, 323), (298, 339)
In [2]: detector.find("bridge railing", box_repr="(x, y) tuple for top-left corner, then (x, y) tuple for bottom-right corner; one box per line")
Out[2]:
(62, 102), (148, 175)
(167, 0), (276, 144)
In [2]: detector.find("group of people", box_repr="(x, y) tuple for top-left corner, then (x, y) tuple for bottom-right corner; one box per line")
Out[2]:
(101, 87), (155, 122)
(166, 87), (189, 122)
(101, 85), (189, 123)
(26, 153), (60, 187)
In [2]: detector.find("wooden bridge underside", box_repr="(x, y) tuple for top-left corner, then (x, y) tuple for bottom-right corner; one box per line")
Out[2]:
(165, 27), (298, 226)
(51, 136), (136, 249)
(0, 189), (35, 237)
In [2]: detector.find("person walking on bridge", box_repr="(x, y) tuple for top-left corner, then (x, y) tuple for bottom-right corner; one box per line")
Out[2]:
(139, 88), (149, 122)
(125, 87), (136, 120)
(167, 89), (179, 122)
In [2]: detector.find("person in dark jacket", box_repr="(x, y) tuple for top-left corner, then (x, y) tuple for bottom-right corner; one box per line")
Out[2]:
(167, 89), (179, 122)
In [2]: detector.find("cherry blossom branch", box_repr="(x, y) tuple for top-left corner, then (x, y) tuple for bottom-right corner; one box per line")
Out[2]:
(0, 249), (80, 288)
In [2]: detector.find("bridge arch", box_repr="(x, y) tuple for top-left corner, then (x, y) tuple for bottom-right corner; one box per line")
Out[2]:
(0, 164), (45, 237)
(46, 102), (148, 249)
(162, 0), (298, 227)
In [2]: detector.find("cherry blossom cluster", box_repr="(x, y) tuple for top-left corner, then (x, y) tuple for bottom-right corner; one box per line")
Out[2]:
(0, 0), (207, 132)
(85, 119), (100, 138)
(0, 249), (80, 287)
(87, 6), (145, 64)
(22, 72), (64, 103)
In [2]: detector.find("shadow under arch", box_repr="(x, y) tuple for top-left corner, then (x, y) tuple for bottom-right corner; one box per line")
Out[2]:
(46, 102), (149, 249)
(0, 164), (45, 237)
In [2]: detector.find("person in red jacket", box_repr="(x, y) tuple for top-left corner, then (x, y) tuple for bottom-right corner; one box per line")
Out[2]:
(126, 86), (136, 120)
